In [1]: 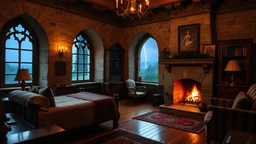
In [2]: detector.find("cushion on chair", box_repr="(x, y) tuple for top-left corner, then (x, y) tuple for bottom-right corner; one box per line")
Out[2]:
(232, 92), (250, 110)
(247, 83), (256, 110)
(39, 87), (56, 107)
(126, 79), (136, 88)
(136, 91), (146, 96)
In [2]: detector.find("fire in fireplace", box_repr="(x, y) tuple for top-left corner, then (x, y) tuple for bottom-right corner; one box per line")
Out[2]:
(172, 78), (202, 105)
(184, 84), (201, 104)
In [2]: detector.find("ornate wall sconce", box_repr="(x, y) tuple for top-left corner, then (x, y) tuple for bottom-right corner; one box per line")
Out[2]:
(57, 46), (67, 57)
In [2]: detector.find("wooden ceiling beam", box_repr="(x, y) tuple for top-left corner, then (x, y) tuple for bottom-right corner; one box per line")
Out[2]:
(165, 1), (181, 10)
(84, 0), (183, 11)
(193, 0), (204, 4)
(82, 0), (115, 11)
(149, 0), (181, 9)
(82, 0), (206, 12)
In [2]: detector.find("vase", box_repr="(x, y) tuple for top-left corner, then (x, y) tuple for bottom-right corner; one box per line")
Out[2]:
(138, 76), (142, 83)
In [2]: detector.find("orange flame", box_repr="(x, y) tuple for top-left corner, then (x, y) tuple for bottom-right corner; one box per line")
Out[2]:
(185, 85), (201, 103)
(191, 85), (199, 98)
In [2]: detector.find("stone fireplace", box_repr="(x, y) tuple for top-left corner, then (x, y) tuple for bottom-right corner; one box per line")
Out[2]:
(160, 59), (214, 106)
(159, 59), (214, 119)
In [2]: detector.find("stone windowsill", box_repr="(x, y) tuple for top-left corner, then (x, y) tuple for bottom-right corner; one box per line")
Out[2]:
(71, 82), (100, 86)
(136, 82), (158, 86)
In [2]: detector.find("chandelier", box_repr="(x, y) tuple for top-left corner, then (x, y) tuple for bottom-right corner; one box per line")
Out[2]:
(116, 0), (149, 19)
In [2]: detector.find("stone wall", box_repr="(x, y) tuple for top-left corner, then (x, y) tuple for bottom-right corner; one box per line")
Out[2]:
(119, 9), (256, 103)
(0, 0), (121, 86)
(216, 9), (256, 42)
(118, 13), (213, 103)
(120, 21), (171, 80)
(1, 0), (255, 93)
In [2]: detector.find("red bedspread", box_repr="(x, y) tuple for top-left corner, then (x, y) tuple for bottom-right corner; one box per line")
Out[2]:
(66, 92), (118, 123)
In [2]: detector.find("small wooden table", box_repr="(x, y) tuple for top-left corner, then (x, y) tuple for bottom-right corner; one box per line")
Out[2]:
(222, 130), (256, 144)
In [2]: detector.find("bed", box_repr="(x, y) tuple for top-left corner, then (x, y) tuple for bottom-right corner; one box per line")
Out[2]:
(8, 89), (120, 130)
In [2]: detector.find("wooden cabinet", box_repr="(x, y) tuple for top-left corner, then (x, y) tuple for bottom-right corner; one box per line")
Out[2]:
(104, 42), (126, 98)
(217, 38), (254, 99)
(217, 84), (249, 99)
(104, 42), (125, 82)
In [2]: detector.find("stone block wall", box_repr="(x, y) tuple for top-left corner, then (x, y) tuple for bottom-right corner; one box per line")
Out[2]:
(216, 9), (256, 42)
(0, 0), (121, 87)
(120, 21), (171, 80)
(0, 0), (255, 92)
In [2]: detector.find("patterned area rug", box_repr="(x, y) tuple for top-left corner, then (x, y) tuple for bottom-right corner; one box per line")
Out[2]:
(133, 111), (204, 134)
(82, 129), (162, 144)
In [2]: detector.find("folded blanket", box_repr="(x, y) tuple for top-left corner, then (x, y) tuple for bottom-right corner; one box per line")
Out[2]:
(66, 92), (118, 123)
(8, 90), (50, 111)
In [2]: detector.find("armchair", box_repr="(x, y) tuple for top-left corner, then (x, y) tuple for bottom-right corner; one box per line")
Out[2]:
(205, 83), (256, 143)
(125, 79), (146, 101)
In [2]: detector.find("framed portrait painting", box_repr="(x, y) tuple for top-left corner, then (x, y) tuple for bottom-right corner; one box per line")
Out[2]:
(55, 61), (66, 76)
(178, 24), (200, 53)
(203, 44), (216, 58)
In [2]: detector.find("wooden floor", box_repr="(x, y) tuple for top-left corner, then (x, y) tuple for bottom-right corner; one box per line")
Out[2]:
(65, 100), (207, 144)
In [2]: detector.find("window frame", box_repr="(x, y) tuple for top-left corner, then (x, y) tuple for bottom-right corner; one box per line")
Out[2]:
(135, 35), (158, 83)
(71, 32), (94, 83)
(0, 19), (39, 87)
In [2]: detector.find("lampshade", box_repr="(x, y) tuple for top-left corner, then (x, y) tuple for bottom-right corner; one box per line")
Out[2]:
(14, 69), (32, 81)
(225, 60), (242, 71)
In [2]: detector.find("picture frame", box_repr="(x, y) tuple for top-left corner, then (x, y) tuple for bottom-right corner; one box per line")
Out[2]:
(178, 24), (200, 53)
(203, 44), (216, 58)
(55, 61), (66, 76)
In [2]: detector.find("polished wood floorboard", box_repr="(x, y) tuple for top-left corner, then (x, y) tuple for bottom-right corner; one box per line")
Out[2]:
(66, 100), (207, 144)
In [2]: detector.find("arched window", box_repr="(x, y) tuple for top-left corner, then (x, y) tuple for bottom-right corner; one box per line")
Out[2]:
(72, 33), (93, 82)
(138, 37), (158, 82)
(0, 20), (38, 87)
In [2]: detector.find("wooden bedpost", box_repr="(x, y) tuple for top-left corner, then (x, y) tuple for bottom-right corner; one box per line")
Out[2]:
(113, 94), (120, 128)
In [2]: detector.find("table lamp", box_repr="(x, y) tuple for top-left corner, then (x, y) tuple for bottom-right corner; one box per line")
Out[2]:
(225, 60), (241, 86)
(14, 69), (32, 90)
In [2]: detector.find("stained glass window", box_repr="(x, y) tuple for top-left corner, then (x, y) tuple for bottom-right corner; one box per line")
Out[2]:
(72, 33), (91, 82)
(4, 23), (33, 84)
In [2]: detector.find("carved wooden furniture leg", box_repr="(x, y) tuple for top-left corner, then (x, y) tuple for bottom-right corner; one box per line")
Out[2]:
(113, 94), (120, 128)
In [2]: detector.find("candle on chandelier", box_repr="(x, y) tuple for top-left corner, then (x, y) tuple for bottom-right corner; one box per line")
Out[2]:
(145, 0), (149, 6)
(139, 4), (142, 12)
(121, 0), (123, 4)
(116, 0), (118, 8)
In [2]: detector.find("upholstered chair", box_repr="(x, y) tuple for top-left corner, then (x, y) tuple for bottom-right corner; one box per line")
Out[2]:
(125, 79), (146, 102)
(204, 83), (256, 143)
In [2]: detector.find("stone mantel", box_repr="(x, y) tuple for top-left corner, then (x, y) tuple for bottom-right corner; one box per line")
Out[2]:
(159, 59), (214, 74)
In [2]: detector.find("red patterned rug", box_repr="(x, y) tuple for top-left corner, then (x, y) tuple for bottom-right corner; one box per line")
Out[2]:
(133, 111), (204, 134)
(82, 129), (162, 144)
